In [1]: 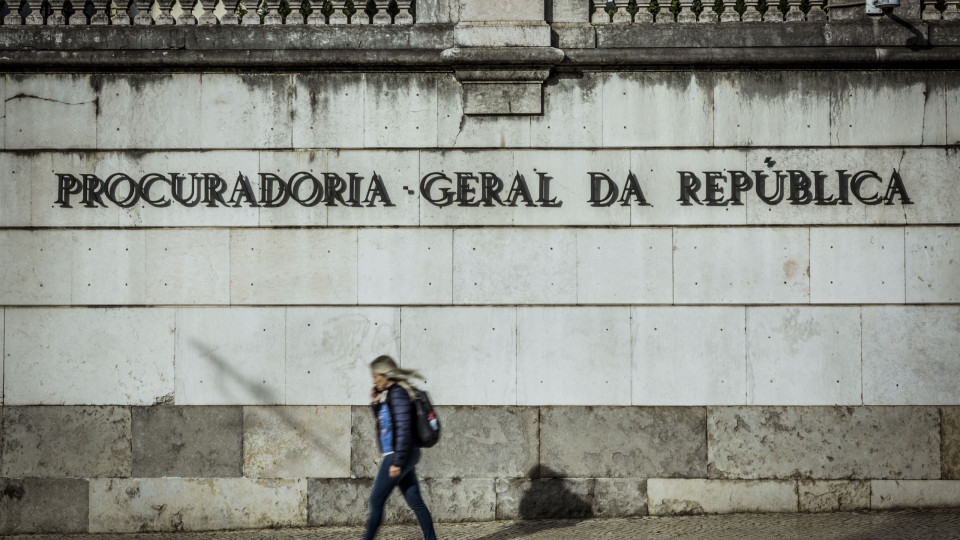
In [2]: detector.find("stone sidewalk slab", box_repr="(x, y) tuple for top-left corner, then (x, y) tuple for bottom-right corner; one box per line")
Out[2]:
(4, 509), (960, 540)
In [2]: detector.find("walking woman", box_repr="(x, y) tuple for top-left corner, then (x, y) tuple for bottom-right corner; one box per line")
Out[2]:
(365, 355), (437, 540)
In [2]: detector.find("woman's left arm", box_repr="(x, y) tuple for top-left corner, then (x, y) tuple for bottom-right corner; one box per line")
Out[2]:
(388, 386), (413, 469)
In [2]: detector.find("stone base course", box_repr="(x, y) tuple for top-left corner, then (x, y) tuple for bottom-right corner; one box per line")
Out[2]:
(0, 405), (958, 532)
(648, 479), (799, 515)
(132, 406), (242, 478)
(707, 406), (941, 479)
(943, 407), (960, 479)
(89, 478), (307, 533)
(0, 478), (88, 534)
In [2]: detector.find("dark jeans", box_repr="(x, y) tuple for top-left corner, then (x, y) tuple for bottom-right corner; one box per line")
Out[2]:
(363, 447), (436, 540)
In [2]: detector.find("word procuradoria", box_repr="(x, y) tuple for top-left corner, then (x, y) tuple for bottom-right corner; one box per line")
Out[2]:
(54, 171), (394, 208)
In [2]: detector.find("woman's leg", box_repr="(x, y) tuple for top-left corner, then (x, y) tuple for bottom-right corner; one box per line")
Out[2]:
(398, 468), (437, 540)
(363, 458), (396, 540)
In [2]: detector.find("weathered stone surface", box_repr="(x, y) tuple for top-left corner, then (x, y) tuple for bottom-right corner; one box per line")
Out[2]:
(461, 0), (543, 21)
(0, 154), (30, 227)
(308, 478), (408, 526)
(95, 74), (202, 149)
(746, 307), (861, 405)
(633, 307), (747, 406)
(89, 478), (306, 532)
(6, 74), (96, 149)
(577, 230), (672, 304)
(352, 406), (539, 479)
(0, 478), (88, 534)
(230, 229), (357, 305)
(872, 480), (960, 509)
(454, 23), (552, 47)
(145, 229), (230, 305)
(517, 308), (631, 405)
(132, 406), (242, 478)
(325, 150), (421, 226)
(943, 407), (960, 480)
(175, 308), (285, 405)
(862, 307), (960, 405)
(463, 82), (542, 115)
(0, 231), (73, 305)
(292, 74), (365, 149)
(358, 229), (453, 304)
(906, 227), (960, 303)
(2, 406), (131, 478)
(243, 406), (351, 479)
(200, 74), (291, 149)
(674, 228), (809, 304)
(401, 307), (517, 405)
(810, 227), (905, 303)
(603, 72), (714, 147)
(285, 308), (400, 405)
(530, 74), (602, 147)
(453, 229), (576, 304)
(495, 477), (596, 519)
(647, 479), (798, 515)
(552, 23), (595, 48)
(5, 308), (175, 405)
(422, 478), (496, 522)
(541, 407), (707, 478)
(365, 74), (438, 148)
(707, 406), (941, 479)
(594, 478), (648, 518)
(713, 71), (830, 146)
(71, 230), (146, 305)
(798, 480), (870, 513)
(831, 71), (942, 146)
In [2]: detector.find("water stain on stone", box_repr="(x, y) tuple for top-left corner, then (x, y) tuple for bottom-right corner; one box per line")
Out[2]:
(783, 259), (798, 279)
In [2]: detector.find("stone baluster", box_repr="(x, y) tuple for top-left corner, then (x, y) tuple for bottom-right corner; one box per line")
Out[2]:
(611, 0), (631, 21)
(590, 0), (611, 22)
(198, 0), (217, 22)
(133, 0), (154, 23)
(65, 0), (86, 22)
(634, 0), (653, 22)
(49, 0), (67, 23)
(806, 0), (826, 19)
(700, 0), (719, 21)
(370, 0), (387, 22)
(328, 0), (345, 22)
(921, 0), (941, 19)
(24, 0), (45, 23)
(394, 0), (412, 23)
(944, 0), (959, 19)
(261, 0), (281, 23)
(112, 0), (133, 22)
(89, 0), (110, 23)
(154, 0), (173, 22)
(719, 0), (739, 20)
(177, 0), (197, 22)
(677, 0), (697, 21)
(740, 0), (761, 20)
(783, 0), (802, 20)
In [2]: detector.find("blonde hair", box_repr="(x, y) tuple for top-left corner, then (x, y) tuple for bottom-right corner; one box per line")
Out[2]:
(370, 355), (422, 400)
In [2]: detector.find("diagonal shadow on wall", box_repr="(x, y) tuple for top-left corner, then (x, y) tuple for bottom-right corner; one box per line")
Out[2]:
(189, 338), (340, 462)
(471, 466), (594, 540)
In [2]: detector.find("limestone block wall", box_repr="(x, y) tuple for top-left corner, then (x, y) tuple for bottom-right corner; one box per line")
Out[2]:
(1, 69), (959, 533)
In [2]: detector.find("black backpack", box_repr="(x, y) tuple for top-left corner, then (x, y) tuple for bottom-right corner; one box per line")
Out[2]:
(410, 387), (440, 448)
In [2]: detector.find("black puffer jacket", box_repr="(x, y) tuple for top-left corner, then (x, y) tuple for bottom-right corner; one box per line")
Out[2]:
(371, 384), (413, 468)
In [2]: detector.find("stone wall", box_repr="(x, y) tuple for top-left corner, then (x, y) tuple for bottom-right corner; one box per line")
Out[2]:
(1, 1), (960, 530)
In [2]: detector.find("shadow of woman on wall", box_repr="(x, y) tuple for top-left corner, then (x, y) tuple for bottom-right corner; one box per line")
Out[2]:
(471, 465), (595, 540)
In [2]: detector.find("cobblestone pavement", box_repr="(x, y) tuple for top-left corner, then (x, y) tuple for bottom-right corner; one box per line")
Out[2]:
(7, 510), (960, 540)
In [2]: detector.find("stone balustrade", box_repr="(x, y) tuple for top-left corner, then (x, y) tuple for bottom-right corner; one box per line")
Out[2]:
(0, 0), (414, 25)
